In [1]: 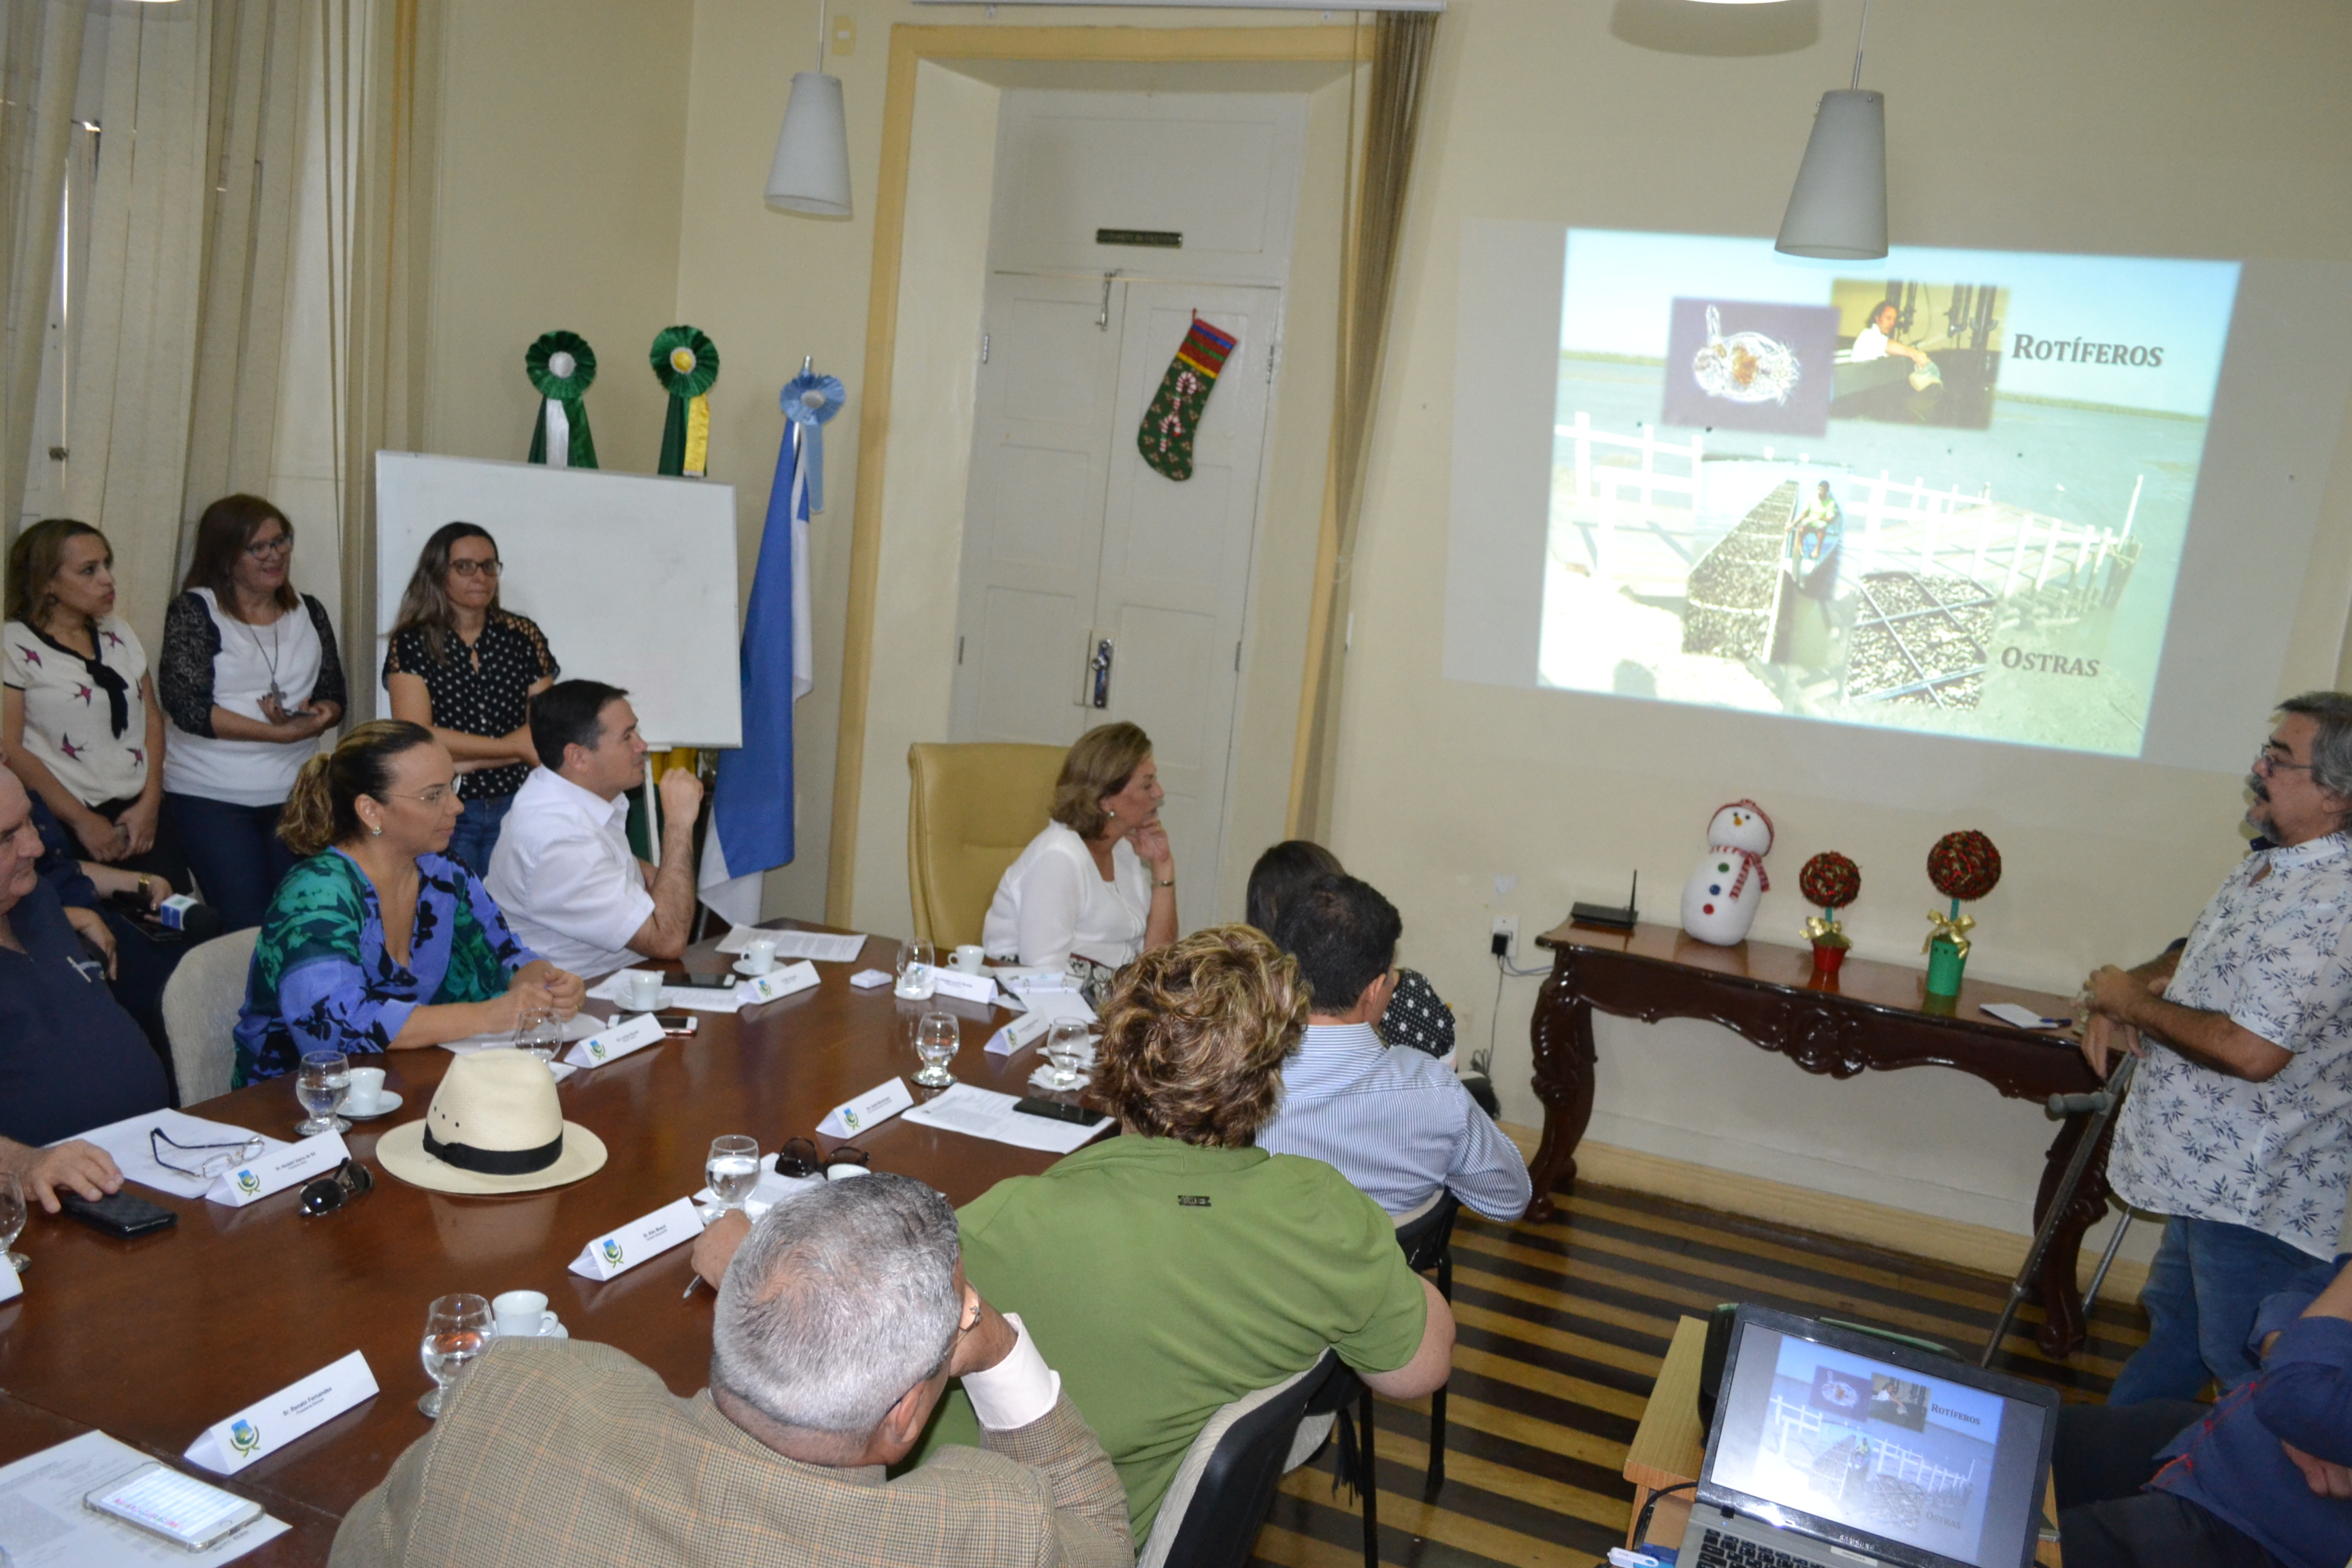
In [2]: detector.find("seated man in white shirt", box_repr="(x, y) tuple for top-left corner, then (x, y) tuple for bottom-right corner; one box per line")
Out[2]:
(1258, 873), (1533, 1222)
(485, 680), (703, 979)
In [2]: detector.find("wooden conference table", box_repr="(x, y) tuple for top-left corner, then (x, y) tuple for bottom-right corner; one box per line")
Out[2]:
(0, 924), (1068, 1565)
(1525, 920), (2110, 1358)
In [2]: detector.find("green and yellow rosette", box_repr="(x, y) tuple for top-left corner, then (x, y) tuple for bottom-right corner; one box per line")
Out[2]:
(651, 325), (720, 478)
(525, 331), (599, 469)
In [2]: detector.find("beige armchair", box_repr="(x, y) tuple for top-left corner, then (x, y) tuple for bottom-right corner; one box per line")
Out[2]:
(905, 741), (1067, 949)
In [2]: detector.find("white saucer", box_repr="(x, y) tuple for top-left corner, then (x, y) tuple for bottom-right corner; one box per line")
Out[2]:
(342, 1092), (404, 1121)
(1028, 1065), (1092, 1092)
(732, 958), (779, 977)
(493, 1315), (568, 1339)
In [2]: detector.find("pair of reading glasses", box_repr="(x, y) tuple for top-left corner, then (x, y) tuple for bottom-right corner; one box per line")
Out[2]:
(149, 1128), (267, 1179)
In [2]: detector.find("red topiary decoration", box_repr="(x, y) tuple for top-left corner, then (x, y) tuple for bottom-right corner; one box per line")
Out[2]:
(1799, 851), (1861, 911)
(1927, 830), (2002, 902)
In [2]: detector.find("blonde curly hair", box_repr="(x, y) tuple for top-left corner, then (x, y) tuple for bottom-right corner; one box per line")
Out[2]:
(1085, 926), (1307, 1147)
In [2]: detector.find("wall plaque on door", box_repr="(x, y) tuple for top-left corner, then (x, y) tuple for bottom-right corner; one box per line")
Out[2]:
(1096, 229), (1183, 248)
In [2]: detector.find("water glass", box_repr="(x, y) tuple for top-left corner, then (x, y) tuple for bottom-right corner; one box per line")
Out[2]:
(706, 1135), (761, 1212)
(512, 1005), (561, 1063)
(0, 1171), (25, 1273)
(894, 938), (936, 999)
(418, 1293), (492, 1418)
(1044, 1019), (1093, 1091)
(295, 1050), (352, 1136)
(913, 1011), (960, 1088)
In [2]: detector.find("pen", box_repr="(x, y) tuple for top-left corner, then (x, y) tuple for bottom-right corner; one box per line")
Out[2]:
(683, 1275), (702, 1299)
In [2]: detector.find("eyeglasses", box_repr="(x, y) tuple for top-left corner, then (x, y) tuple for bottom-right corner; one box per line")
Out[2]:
(299, 1158), (374, 1217)
(387, 786), (457, 808)
(447, 559), (502, 579)
(2255, 749), (2317, 777)
(776, 1138), (868, 1178)
(244, 534), (293, 559)
(149, 1128), (267, 1179)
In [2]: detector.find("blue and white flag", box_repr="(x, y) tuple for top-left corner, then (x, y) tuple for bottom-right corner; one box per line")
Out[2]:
(698, 415), (817, 926)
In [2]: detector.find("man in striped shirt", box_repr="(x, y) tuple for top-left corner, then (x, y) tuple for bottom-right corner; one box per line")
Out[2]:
(1259, 874), (1532, 1220)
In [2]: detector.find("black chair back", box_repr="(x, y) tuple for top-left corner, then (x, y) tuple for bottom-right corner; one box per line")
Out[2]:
(1143, 1350), (1345, 1568)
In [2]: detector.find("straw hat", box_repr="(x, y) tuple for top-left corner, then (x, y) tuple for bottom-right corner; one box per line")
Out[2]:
(376, 1051), (607, 1196)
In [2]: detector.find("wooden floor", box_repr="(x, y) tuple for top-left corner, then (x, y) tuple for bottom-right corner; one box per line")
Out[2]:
(1253, 1183), (2150, 1568)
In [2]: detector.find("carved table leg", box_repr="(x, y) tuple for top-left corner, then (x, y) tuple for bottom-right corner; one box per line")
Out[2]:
(1524, 954), (1597, 1223)
(2027, 1112), (2116, 1359)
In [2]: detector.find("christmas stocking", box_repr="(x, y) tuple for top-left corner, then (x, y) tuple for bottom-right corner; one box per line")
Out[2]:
(1136, 315), (1237, 482)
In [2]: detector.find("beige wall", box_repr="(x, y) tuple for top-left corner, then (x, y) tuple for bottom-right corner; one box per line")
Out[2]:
(1326, 0), (2352, 1252)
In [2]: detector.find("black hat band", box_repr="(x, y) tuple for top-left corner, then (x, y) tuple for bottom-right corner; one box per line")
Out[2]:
(422, 1127), (564, 1175)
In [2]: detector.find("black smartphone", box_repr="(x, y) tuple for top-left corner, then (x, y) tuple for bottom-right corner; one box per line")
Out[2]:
(59, 1189), (178, 1239)
(1012, 1096), (1106, 1126)
(679, 972), (733, 990)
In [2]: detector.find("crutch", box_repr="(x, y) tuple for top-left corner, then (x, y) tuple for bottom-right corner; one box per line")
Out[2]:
(1978, 1052), (2137, 1367)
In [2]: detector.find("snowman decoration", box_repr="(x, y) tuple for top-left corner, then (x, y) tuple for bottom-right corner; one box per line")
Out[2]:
(1680, 799), (1775, 946)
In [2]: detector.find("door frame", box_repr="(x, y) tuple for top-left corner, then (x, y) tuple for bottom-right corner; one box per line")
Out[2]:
(823, 22), (1371, 927)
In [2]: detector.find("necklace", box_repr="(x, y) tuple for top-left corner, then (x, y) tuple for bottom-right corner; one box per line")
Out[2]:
(239, 605), (285, 705)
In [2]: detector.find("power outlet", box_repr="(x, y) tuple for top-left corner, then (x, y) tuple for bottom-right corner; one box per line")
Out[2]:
(1490, 915), (1519, 961)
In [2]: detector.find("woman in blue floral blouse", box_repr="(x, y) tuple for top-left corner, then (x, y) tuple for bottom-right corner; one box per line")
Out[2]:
(233, 720), (585, 1083)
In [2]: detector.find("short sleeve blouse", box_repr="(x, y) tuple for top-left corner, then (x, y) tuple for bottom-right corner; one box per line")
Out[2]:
(2, 616), (151, 805)
(231, 849), (539, 1083)
(382, 610), (557, 801)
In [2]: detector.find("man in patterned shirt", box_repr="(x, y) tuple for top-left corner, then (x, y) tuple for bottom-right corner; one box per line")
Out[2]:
(2083, 692), (2352, 1405)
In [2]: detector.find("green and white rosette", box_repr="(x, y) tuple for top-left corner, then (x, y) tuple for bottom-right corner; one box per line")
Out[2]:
(525, 331), (599, 469)
(651, 325), (720, 478)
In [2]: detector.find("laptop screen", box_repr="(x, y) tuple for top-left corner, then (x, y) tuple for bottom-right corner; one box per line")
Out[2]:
(1701, 1310), (2057, 1568)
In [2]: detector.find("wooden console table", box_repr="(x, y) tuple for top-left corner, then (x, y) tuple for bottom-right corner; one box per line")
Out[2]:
(1527, 920), (2110, 1358)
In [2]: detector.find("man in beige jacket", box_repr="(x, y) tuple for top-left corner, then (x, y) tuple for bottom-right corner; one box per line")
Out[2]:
(330, 1174), (1132, 1568)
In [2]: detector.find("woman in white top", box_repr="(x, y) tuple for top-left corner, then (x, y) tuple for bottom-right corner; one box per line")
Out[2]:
(983, 721), (1178, 973)
(2, 519), (186, 889)
(158, 495), (348, 931)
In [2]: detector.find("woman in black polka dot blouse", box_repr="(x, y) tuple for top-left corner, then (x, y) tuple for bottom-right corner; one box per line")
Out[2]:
(382, 523), (557, 876)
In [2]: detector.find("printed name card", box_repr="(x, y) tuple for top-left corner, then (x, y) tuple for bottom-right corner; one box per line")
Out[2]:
(817, 1077), (915, 1139)
(921, 966), (1001, 1008)
(987, 1011), (1053, 1056)
(565, 1010), (668, 1068)
(184, 1350), (378, 1474)
(0, 1254), (19, 1303)
(738, 960), (820, 1007)
(570, 1196), (705, 1281)
(206, 1132), (349, 1208)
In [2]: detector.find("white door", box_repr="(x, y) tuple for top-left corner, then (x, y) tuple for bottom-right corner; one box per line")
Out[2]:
(951, 272), (1280, 892)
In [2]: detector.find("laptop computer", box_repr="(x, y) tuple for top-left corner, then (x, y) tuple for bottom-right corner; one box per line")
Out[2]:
(1681, 1305), (2061, 1568)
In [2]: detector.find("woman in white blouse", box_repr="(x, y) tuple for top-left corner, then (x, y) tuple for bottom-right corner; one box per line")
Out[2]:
(1, 519), (185, 887)
(983, 721), (1178, 973)
(158, 495), (347, 931)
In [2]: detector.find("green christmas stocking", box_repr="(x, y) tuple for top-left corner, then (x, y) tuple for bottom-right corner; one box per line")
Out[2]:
(1136, 315), (1237, 482)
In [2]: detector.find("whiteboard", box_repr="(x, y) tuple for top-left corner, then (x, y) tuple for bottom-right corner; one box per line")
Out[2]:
(375, 453), (742, 747)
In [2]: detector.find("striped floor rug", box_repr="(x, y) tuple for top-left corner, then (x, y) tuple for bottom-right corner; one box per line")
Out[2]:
(1253, 1182), (2150, 1568)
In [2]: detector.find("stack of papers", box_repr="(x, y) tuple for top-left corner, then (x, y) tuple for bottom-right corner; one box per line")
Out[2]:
(713, 926), (869, 964)
(0, 1431), (290, 1564)
(585, 971), (745, 1013)
(442, 1014), (601, 1053)
(901, 1083), (1113, 1154)
(76, 1110), (290, 1200)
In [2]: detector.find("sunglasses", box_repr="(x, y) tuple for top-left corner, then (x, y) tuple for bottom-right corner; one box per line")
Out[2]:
(776, 1138), (870, 1178)
(299, 1158), (375, 1217)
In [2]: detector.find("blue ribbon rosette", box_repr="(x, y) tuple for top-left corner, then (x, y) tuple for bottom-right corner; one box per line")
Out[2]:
(779, 366), (846, 512)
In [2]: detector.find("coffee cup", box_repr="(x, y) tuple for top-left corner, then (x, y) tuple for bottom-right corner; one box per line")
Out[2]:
(345, 1066), (387, 1113)
(952, 945), (985, 974)
(742, 937), (778, 976)
(621, 970), (664, 1011)
(492, 1288), (553, 1337)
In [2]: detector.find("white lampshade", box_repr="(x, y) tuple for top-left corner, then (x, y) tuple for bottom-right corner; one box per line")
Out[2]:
(1774, 88), (1886, 260)
(766, 71), (851, 218)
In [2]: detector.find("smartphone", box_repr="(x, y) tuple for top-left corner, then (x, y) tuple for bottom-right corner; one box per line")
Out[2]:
(59, 1189), (178, 1239)
(679, 972), (734, 990)
(85, 1463), (265, 1551)
(1012, 1096), (1106, 1126)
(655, 1012), (699, 1036)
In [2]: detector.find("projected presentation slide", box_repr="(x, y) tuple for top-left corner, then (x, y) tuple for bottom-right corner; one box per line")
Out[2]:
(1539, 231), (2238, 755)
(1710, 1332), (2017, 1566)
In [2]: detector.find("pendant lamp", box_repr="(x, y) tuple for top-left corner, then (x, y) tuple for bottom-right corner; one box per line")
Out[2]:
(1775, 1), (1886, 260)
(766, 2), (851, 217)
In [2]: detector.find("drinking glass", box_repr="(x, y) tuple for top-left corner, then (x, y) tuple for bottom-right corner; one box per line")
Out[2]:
(295, 1050), (352, 1135)
(706, 1135), (761, 1212)
(894, 938), (936, 999)
(419, 1293), (493, 1418)
(512, 1004), (561, 1063)
(0, 1171), (25, 1273)
(914, 1011), (959, 1088)
(1043, 1019), (1093, 1091)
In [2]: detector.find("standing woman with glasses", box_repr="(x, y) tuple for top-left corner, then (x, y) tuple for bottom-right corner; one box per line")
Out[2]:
(233, 720), (583, 1084)
(1, 519), (188, 888)
(158, 495), (348, 930)
(383, 523), (557, 877)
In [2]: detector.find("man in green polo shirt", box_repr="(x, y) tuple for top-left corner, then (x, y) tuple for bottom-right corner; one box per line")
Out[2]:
(911, 926), (1454, 1537)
